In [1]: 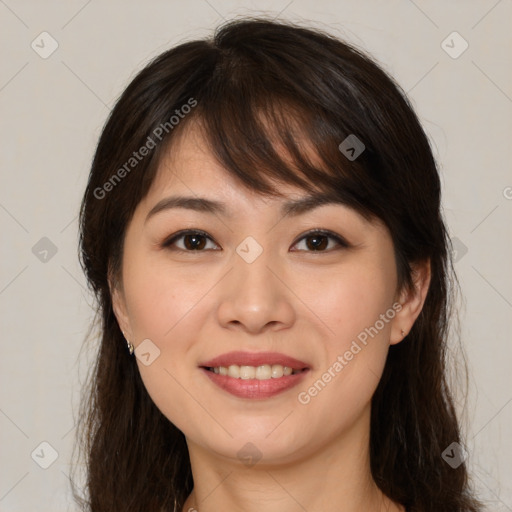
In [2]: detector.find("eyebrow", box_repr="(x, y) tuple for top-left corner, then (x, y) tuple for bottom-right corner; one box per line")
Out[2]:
(145, 192), (349, 223)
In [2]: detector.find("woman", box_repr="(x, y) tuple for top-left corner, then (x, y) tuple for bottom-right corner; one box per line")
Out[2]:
(74, 17), (482, 512)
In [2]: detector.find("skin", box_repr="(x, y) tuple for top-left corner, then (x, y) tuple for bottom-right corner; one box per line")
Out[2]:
(111, 122), (431, 512)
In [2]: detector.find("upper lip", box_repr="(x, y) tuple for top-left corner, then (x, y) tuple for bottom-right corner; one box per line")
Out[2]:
(200, 351), (310, 370)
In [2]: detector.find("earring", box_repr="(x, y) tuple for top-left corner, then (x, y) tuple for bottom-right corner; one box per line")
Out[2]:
(122, 331), (134, 355)
(400, 329), (406, 337)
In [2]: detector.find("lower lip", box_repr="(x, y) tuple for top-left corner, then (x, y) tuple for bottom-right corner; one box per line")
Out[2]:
(200, 368), (309, 399)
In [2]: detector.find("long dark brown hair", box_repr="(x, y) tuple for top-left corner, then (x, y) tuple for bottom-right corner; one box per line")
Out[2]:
(73, 17), (482, 512)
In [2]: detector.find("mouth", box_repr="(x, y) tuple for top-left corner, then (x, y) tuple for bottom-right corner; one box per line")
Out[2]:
(199, 351), (311, 399)
(202, 364), (308, 379)
(200, 351), (311, 376)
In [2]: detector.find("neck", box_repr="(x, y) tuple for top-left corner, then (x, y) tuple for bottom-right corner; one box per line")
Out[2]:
(181, 407), (403, 512)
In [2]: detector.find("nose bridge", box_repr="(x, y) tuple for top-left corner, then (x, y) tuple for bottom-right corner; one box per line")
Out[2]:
(234, 237), (272, 292)
(232, 237), (276, 304)
(216, 237), (295, 333)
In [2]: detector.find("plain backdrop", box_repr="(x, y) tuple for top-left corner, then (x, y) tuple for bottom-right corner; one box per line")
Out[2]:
(1, 1), (511, 511)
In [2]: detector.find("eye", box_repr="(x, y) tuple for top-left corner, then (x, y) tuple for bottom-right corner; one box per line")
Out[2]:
(162, 230), (220, 251)
(162, 228), (348, 253)
(291, 229), (348, 252)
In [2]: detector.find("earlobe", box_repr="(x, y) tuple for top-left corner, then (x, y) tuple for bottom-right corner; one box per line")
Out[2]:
(109, 275), (132, 340)
(390, 259), (431, 345)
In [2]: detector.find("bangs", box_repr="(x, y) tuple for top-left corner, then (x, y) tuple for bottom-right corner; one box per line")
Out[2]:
(175, 68), (384, 224)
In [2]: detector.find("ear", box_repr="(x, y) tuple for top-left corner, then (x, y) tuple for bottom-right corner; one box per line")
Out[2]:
(108, 272), (133, 341)
(390, 259), (431, 345)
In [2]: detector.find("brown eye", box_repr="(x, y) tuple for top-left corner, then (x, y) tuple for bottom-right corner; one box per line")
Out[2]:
(291, 230), (348, 252)
(163, 230), (219, 251)
(304, 234), (329, 251)
(182, 233), (207, 250)
(162, 229), (347, 253)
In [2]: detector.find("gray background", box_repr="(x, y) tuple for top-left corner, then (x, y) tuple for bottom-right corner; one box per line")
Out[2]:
(0, 1), (511, 510)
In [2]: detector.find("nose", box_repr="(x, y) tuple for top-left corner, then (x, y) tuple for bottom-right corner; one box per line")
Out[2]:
(216, 250), (296, 335)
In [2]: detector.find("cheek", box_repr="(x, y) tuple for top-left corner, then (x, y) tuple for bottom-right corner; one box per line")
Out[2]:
(301, 259), (396, 348)
(122, 250), (210, 340)
(121, 251), (220, 432)
(122, 257), (210, 433)
(294, 261), (396, 415)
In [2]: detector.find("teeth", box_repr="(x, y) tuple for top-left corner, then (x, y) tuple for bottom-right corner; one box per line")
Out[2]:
(209, 364), (300, 379)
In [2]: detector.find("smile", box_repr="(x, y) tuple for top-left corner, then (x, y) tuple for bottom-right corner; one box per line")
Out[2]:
(205, 364), (306, 379)
(199, 351), (311, 399)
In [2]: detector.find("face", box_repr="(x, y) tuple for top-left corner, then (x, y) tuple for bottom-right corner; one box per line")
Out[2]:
(112, 123), (428, 466)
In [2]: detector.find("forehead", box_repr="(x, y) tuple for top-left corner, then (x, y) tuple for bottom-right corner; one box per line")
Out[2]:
(147, 120), (316, 204)
(137, 126), (389, 244)
(137, 118), (385, 238)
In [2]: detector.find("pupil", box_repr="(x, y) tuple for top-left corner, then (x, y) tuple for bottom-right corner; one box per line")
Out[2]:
(185, 234), (205, 250)
(308, 235), (327, 251)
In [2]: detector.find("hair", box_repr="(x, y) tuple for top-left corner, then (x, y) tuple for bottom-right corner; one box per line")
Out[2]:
(74, 17), (482, 512)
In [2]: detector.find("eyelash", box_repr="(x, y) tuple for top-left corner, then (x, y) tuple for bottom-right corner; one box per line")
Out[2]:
(161, 229), (349, 253)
